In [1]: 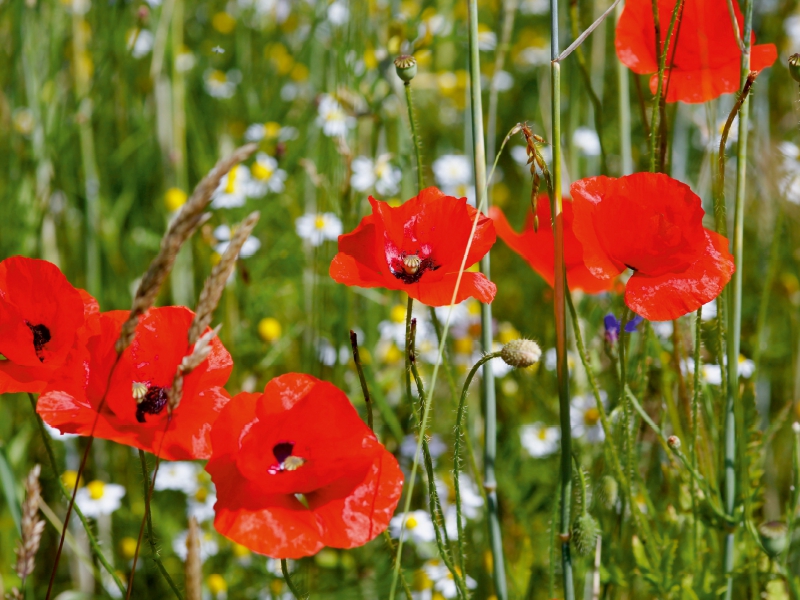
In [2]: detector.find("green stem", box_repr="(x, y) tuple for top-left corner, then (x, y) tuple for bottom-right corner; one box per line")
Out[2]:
(466, 0), (507, 596)
(648, 0), (683, 172)
(616, 1), (633, 175)
(404, 83), (424, 193)
(454, 352), (501, 578)
(281, 559), (306, 599)
(28, 394), (126, 595)
(549, 0), (574, 593)
(572, 455), (588, 516)
(690, 307), (703, 565)
(783, 426), (800, 570)
(349, 330), (373, 430)
(724, 2), (754, 594)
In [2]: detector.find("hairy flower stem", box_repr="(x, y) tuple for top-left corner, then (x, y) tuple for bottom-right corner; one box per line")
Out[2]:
(27, 394), (126, 595)
(549, 0), (574, 592)
(690, 307), (703, 564)
(466, 0), (507, 595)
(724, 0), (754, 593)
(648, 0), (684, 172)
(281, 559), (306, 600)
(454, 352), (502, 576)
(349, 331), (373, 430)
(403, 83), (425, 193)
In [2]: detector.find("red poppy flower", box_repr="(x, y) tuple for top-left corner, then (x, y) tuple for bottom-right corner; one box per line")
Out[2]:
(489, 196), (614, 294)
(330, 187), (497, 306)
(0, 256), (98, 394)
(570, 173), (734, 321)
(615, 0), (777, 103)
(206, 373), (403, 559)
(37, 307), (232, 460)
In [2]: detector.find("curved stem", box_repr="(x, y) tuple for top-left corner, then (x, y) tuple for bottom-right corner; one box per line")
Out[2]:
(350, 330), (373, 430)
(281, 560), (306, 600)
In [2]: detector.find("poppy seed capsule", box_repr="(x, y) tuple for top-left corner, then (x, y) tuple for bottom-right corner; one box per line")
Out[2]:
(789, 54), (800, 84)
(394, 55), (417, 83)
(500, 339), (542, 368)
(667, 435), (681, 450)
(758, 521), (788, 558)
(402, 254), (421, 275)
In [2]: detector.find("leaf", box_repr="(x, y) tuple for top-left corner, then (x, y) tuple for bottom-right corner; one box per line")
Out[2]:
(0, 446), (22, 535)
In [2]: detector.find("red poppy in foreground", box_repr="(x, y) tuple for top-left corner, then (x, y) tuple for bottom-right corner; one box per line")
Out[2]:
(615, 0), (777, 103)
(206, 373), (403, 558)
(570, 173), (734, 321)
(37, 307), (232, 460)
(330, 187), (497, 306)
(0, 256), (98, 394)
(490, 197), (614, 294)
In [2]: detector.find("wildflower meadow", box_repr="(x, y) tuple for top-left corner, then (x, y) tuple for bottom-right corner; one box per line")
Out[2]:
(2, 0), (800, 598)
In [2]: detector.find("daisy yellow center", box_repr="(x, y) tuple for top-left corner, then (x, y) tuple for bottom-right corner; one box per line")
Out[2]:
(209, 70), (227, 84)
(88, 480), (105, 500)
(62, 470), (79, 491)
(326, 109), (344, 122)
(314, 215), (327, 229)
(207, 574), (227, 595)
(390, 304), (407, 323)
(406, 515), (418, 529)
(265, 121), (281, 138)
(195, 487), (208, 502)
(225, 165), (239, 194)
(375, 161), (388, 178)
(252, 161), (273, 181)
(537, 428), (549, 441)
(583, 408), (600, 427)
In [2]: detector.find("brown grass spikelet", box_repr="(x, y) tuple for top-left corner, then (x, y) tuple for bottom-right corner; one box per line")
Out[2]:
(116, 143), (258, 354)
(14, 464), (45, 587)
(185, 516), (202, 600)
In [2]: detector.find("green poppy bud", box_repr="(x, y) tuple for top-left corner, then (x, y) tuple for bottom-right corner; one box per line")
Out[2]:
(394, 55), (418, 83)
(571, 513), (600, 556)
(500, 339), (542, 368)
(595, 475), (619, 511)
(758, 521), (788, 558)
(789, 54), (800, 84)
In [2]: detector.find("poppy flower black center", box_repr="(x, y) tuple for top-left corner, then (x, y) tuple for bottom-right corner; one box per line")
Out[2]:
(390, 252), (439, 284)
(136, 386), (169, 423)
(270, 441), (306, 473)
(26, 322), (51, 361)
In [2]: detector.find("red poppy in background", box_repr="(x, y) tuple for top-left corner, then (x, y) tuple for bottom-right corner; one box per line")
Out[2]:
(37, 307), (232, 460)
(570, 173), (734, 321)
(330, 187), (497, 306)
(0, 256), (98, 394)
(615, 0), (777, 103)
(206, 373), (403, 559)
(490, 196), (614, 294)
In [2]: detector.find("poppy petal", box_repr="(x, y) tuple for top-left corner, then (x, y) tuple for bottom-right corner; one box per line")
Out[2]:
(624, 229), (734, 320)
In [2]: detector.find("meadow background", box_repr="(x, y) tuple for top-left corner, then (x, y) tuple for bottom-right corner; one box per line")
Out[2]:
(1, 0), (800, 598)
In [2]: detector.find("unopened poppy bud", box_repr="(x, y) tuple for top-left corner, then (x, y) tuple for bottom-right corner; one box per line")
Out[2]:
(571, 513), (599, 556)
(595, 475), (618, 511)
(667, 435), (681, 450)
(394, 55), (417, 83)
(500, 339), (542, 368)
(789, 54), (800, 84)
(758, 521), (788, 558)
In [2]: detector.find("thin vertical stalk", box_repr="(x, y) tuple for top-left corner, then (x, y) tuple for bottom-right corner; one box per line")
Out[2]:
(349, 331), (373, 430)
(281, 560), (305, 599)
(550, 0), (574, 593)
(404, 84), (425, 192)
(690, 307), (703, 566)
(723, 0), (753, 594)
(467, 0), (507, 596)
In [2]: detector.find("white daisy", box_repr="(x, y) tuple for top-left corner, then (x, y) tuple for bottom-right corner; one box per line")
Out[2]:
(316, 94), (353, 138)
(213, 224), (261, 258)
(75, 481), (126, 518)
(389, 510), (437, 545)
(517, 45), (550, 66)
(127, 29), (154, 59)
(492, 70), (514, 91)
(520, 422), (560, 458)
(211, 164), (251, 209)
(650, 321), (674, 340)
(572, 127), (601, 156)
(172, 529), (219, 561)
(701, 299), (718, 320)
(520, 0), (548, 13)
(154, 461), (201, 495)
(432, 155), (472, 190)
(423, 560), (477, 598)
(570, 392), (606, 443)
(295, 212), (342, 246)
(327, 0), (349, 25)
(350, 155), (402, 196)
(247, 153), (287, 196)
(188, 490), (217, 523)
(784, 15), (800, 41)
(203, 69), (240, 99)
(778, 141), (800, 205)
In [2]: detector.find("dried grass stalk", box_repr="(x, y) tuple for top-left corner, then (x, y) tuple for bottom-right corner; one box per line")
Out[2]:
(115, 143), (258, 354)
(15, 464), (45, 586)
(185, 516), (202, 600)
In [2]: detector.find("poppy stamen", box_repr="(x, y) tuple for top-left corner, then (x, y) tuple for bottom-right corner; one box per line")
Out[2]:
(270, 442), (306, 473)
(26, 322), (51, 361)
(391, 252), (439, 285)
(135, 385), (169, 423)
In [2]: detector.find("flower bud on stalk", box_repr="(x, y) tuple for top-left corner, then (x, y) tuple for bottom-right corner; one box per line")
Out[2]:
(500, 339), (542, 368)
(394, 55), (417, 83)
